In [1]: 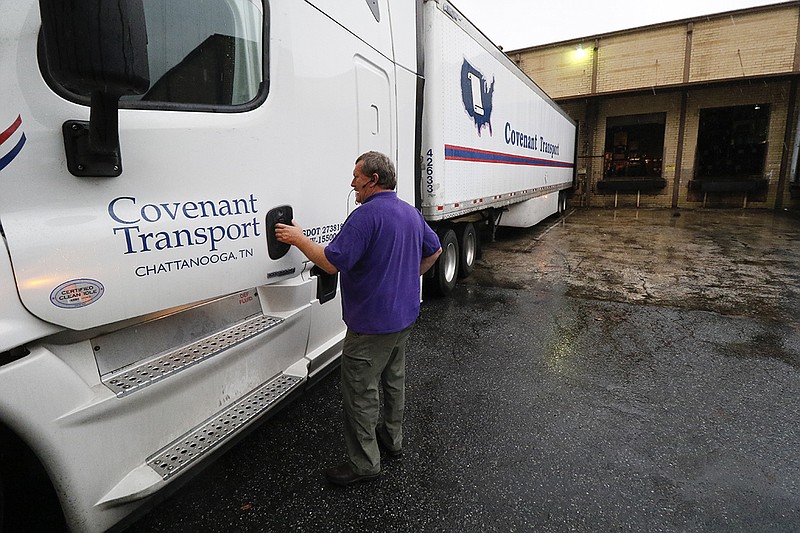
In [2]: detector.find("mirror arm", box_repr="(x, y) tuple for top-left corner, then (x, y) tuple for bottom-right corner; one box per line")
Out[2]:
(62, 91), (124, 178)
(89, 90), (122, 154)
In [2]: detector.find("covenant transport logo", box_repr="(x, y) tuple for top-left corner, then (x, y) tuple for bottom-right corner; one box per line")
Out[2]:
(460, 59), (494, 136)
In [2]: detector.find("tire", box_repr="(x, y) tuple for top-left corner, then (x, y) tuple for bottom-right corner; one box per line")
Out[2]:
(454, 223), (477, 278)
(430, 228), (459, 296)
(0, 431), (67, 532)
(558, 190), (568, 215)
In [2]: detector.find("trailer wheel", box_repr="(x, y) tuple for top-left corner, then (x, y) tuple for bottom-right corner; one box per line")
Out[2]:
(558, 190), (568, 215)
(454, 223), (477, 278)
(430, 228), (459, 296)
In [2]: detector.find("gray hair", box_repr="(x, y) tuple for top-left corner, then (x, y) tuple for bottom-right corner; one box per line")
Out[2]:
(356, 151), (397, 190)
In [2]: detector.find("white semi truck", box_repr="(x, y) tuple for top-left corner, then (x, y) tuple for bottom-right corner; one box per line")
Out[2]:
(0, 0), (575, 530)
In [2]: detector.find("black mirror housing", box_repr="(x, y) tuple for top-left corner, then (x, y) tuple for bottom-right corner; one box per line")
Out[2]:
(39, 0), (150, 96)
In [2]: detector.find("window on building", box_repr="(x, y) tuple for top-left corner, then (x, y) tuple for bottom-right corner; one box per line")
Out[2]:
(695, 105), (769, 179)
(45, 0), (265, 110)
(603, 113), (665, 178)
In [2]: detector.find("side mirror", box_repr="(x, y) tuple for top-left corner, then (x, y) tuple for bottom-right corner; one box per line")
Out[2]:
(39, 0), (150, 177)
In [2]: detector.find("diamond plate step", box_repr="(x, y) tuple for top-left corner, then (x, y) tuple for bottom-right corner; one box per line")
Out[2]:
(147, 373), (303, 480)
(102, 314), (283, 397)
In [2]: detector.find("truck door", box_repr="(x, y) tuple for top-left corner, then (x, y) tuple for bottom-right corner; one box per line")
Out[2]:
(1, 0), (288, 331)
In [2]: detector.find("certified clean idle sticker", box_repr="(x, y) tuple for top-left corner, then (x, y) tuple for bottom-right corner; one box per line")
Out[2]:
(50, 279), (105, 309)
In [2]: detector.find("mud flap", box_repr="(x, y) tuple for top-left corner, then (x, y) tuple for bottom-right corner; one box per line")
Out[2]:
(312, 266), (338, 304)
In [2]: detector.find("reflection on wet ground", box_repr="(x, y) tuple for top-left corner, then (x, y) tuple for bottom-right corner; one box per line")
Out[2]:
(467, 208), (800, 321)
(130, 208), (800, 533)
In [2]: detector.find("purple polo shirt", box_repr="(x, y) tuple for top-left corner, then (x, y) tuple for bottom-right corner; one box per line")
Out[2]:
(324, 191), (441, 334)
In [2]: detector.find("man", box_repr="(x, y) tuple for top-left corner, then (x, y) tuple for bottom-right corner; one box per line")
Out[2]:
(275, 151), (442, 486)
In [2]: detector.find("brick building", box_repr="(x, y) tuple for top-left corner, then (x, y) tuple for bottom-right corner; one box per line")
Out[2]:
(509, 1), (800, 209)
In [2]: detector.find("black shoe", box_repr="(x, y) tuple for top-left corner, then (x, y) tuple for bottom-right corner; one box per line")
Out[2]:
(325, 463), (380, 486)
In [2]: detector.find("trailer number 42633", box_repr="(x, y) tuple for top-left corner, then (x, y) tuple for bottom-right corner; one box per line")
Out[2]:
(426, 149), (434, 194)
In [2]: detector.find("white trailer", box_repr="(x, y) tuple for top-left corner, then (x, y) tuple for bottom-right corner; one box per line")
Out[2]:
(420, 1), (576, 294)
(0, 0), (573, 530)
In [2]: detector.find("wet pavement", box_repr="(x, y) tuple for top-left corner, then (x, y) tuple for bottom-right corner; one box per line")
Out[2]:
(128, 208), (800, 532)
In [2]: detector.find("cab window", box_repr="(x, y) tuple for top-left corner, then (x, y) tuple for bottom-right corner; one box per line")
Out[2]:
(47, 0), (265, 110)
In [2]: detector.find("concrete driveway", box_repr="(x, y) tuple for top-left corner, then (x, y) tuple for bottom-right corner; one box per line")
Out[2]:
(129, 208), (800, 533)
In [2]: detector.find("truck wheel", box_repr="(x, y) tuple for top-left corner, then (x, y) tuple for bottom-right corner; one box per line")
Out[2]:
(558, 190), (568, 215)
(431, 228), (459, 296)
(454, 223), (477, 278)
(0, 430), (66, 532)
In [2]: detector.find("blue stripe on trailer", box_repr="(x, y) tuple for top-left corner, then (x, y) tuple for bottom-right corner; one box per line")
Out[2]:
(444, 144), (573, 169)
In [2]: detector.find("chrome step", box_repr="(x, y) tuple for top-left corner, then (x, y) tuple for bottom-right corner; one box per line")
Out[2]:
(102, 314), (283, 397)
(147, 373), (303, 480)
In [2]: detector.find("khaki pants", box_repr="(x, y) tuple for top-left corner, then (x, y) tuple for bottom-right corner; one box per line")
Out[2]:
(340, 325), (412, 475)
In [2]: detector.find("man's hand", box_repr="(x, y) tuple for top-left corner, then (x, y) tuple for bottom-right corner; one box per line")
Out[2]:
(275, 221), (305, 247)
(275, 221), (338, 275)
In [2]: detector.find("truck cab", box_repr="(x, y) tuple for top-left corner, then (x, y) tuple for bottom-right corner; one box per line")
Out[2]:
(0, 0), (419, 530)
